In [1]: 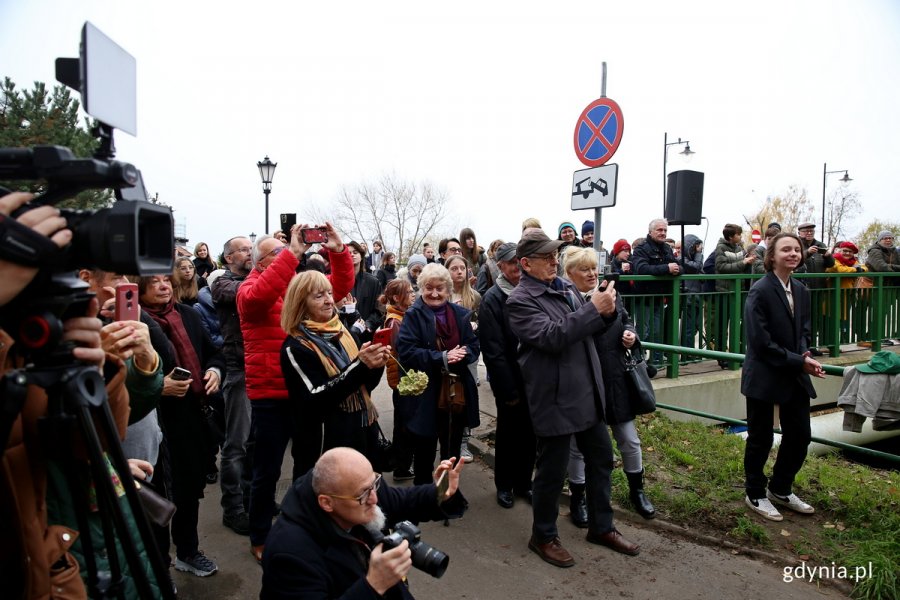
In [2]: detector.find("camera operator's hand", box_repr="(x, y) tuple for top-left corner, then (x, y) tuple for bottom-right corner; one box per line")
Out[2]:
(367, 539), (412, 595)
(289, 224), (311, 259)
(128, 458), (154, 481)
(203, 369), (220, 395)
(433, 456), (465, 500)
(0, 191), (72, 307)
(64, 297), (105, 369)
(101, 320), (157, 372)
(163, 370), (191, 397)
(323, 221), (345, 253)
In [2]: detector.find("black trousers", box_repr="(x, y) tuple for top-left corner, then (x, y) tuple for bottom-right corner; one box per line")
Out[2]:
(532, 421), (615, 542)
(744, 388), (811, 499)
(493, 398), (536, 494)
(412, 411), (465, 486)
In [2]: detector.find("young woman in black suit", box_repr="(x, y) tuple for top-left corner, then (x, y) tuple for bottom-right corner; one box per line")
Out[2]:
(741, 233), (826, 522)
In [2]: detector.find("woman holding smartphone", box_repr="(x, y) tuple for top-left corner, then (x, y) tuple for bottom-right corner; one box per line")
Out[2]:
(562, 246), (656, 522)
(280, 271), (390, 476)
(138, 274), (224, 578)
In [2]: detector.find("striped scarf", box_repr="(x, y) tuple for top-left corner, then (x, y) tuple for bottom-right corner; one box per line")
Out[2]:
(294, 314), (377, 424)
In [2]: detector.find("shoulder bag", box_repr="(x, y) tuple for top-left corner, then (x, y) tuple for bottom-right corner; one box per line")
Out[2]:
(623, 346), (656, 415)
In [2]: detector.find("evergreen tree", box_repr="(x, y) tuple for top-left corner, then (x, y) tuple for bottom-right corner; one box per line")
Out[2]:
(0, 77), (113, 209)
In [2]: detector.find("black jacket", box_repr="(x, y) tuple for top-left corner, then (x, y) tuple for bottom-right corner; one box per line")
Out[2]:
(261, 471), (466, 600)
(352, 271), (385, 333)
(211, 268), (247, 370)
(479, 283), (524, 406)
(631, 236), (679, 295)
(593, 297), (638, 425)
(281, 334), (385, 475)
(741, 272), (816, 402)
(376, 265), (397, 288)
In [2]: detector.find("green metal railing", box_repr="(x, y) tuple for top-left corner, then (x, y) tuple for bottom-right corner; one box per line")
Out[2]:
(619, 271), (899, 378)
(641, 342), (900, 463)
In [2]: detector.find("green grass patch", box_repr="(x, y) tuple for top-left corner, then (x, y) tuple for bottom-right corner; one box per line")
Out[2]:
(612, 413), (900, 600)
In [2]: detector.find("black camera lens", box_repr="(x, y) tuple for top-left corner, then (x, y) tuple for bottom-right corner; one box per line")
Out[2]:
(125, 290), (133, 299)
(410, 542), (449, 578)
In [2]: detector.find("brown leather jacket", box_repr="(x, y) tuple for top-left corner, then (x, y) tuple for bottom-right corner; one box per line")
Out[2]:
(1, 329), (130, 599)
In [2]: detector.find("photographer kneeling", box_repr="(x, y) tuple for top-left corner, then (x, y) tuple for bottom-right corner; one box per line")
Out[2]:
(261, 447), (466, 599)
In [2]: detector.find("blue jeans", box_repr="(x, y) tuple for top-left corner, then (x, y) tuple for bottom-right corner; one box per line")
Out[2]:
(220, 368), (252, 516)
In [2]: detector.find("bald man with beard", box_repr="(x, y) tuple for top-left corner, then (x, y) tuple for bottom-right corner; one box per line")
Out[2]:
(261, 448), (466, 599)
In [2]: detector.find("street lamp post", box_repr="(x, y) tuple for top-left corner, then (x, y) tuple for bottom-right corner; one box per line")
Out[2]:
(257, 155), (277, 234)
(663, 132), (695, 213)
(249, 232), (257, 244)
(821, 163), (852, 246)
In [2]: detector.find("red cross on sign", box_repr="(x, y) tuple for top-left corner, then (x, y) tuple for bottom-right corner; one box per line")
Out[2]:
(573, 97), (624, 167)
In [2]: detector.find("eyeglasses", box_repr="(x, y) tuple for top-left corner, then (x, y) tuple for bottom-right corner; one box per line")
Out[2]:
(530, 252), (559, 262)
(227, 246), (252, 256)
(263, 245), (286, 260)
(446, 246), (462, 254)
(327, 473), (382, 505)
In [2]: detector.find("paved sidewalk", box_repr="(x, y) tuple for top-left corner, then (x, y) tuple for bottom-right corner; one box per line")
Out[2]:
(171, 362), (850, 599)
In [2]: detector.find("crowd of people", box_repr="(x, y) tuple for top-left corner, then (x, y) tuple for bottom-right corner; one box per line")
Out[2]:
(2, 187), (898, 598)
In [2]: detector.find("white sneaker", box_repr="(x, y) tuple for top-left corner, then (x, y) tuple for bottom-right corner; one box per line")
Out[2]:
(460, 446), (474, 463)
(745, 496), (783, 521)
(767, 490), (815, 514)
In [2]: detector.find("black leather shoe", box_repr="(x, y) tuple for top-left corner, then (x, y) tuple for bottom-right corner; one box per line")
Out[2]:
(528, 536), (575, 568)
(586, 529), (640, 556)
(496, 490), (514, 509)
(222, 511), (250, 536)
(809, 347), (824, 357)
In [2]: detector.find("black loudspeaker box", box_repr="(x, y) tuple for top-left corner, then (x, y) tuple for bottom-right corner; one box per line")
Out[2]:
(665, 170), (704, 225)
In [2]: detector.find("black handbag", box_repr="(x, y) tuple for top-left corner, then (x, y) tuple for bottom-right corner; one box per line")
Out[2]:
(134, 479), (176, 528)
(370, 421), (397, 473)
(623, 347), (657, 415)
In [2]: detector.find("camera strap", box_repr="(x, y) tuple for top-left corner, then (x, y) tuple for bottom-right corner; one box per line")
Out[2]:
(0, 213), (63, 267)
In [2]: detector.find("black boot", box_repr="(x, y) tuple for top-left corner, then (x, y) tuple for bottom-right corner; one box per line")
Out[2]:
(569, 483), (588, 528)
(626, 469), (656, 519)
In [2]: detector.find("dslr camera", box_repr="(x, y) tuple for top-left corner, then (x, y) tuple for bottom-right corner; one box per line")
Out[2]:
(376, 520), (449, 579)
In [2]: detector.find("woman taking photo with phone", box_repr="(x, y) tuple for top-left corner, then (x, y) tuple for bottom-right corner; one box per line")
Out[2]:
(562, 246), (656, 522)
(280, 271), (390, 476)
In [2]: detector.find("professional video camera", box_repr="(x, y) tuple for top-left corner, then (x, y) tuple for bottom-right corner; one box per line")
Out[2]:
(0, 22), (175, 600)
(0, 22), (172, 356)
(376, 520), (449, 578)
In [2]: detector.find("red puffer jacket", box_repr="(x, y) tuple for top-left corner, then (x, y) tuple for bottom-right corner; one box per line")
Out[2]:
(238, 248), (354, 401)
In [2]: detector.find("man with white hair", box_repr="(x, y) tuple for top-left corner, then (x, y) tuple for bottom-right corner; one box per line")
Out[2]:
(261, 448), (466, 599)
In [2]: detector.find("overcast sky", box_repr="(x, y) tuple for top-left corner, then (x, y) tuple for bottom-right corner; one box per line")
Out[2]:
(2, 0), (898, 255)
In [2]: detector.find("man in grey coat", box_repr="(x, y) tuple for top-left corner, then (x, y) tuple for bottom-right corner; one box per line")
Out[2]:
(507, 229), (640, 568)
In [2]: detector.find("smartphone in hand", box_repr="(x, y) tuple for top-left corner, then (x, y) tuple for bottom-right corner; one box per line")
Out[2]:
(115, 283), (140, 321)
(301, 227), (328, 244)
(372, 327), (393, 347)
(171, 367), (192, 381)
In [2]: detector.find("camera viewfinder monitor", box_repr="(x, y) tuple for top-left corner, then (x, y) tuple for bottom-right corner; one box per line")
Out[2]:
(81, 22), (137, 136)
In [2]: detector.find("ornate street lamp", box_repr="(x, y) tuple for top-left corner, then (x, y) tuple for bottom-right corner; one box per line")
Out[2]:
(663, 133), (695, 212)
(257, 155), (277, 233)
(821, 163), (852, 246)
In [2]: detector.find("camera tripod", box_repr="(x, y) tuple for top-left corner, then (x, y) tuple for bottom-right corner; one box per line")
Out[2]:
(2, 355), (176, 600)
